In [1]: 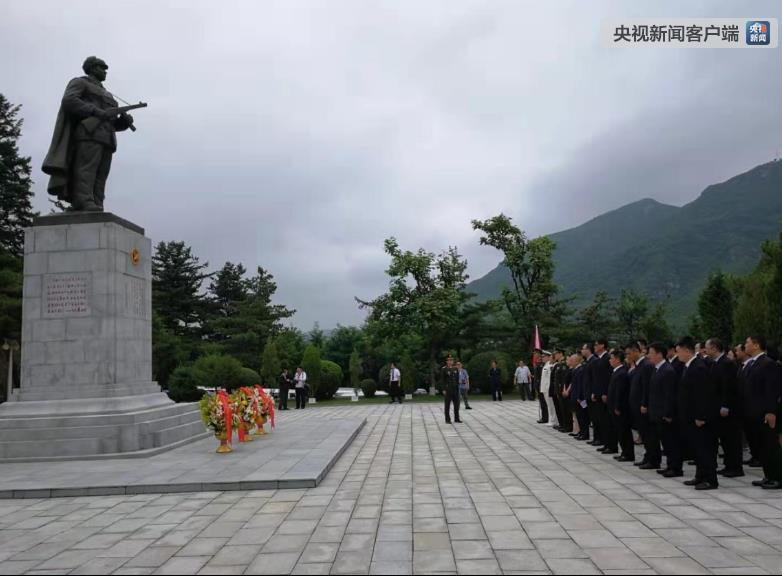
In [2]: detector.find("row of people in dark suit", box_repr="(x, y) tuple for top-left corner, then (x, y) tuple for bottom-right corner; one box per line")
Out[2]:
(542, 335), (782, 491)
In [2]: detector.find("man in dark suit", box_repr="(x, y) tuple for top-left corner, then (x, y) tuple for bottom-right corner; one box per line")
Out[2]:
(607, 349), (632, 459)
(588, 339), (611, 447)
(567, 354), (589, 440)
(626, 342), (653, 466)
(579, 343), (596, 441)
(736, 344), (762, 468)
(553, 349), (572, 433)
(706, 338), (744, 478)
(678, 337), (721, 490)
(743, 335), (782, 490)
(642, 342), (673, 471)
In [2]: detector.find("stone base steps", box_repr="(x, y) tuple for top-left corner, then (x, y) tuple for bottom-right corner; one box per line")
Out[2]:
(0, 402), (206, 461)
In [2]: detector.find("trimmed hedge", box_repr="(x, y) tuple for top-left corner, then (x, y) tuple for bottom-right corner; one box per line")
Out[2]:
(361, 378), (377, 398)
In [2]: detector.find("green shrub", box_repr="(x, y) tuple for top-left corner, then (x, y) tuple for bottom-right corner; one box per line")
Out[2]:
(193, 354), (245, 391)
(319, 360), (343, 400)
(237, 367), (261, 388)
(377, 364), (390, 393)
(465, 351), (513, 394)
(167, 366), (205, 402)
(361, 378), (377, 398)
(301, 345), (321, 398)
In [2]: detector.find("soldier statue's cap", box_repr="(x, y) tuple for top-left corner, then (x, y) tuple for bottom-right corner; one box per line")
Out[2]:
(542, 350), (552, 357)
(83, 56), (108, 73)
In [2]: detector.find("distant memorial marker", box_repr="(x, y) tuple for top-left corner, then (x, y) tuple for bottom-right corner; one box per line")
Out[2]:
(0, 59), (205, 462)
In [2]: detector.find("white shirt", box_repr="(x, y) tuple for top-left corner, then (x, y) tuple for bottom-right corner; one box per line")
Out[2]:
(294, 371), (307, 388)
(515, 365), (531, 383)
(390, 367), (401, 382)
(685, 355), (696, 369)
(655, 360), (666, 370)
(540, 361), (553, 393)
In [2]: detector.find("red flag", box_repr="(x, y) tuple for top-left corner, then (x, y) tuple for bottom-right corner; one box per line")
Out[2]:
(532, 325), (541, 367)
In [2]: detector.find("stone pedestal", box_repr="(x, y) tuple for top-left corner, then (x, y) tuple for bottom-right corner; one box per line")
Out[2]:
(0, 213), (207, 461)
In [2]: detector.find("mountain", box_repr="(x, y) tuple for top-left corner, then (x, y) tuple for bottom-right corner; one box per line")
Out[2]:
(468, 160), (782, 325)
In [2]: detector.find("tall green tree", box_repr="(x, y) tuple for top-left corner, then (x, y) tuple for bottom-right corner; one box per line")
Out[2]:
(209, 261), (248, 321)
(209, 267), (295, 370)
(0, 94), (35, 257)
(152, 241), (211, 338)
(615, 289), (649, 342)
(324, 325), (365, 380)
(765, 228), (782, 350)
(0, 249), (22, 342)
(349, 349), (361, 393)
(697, 271), (734, 344)
(260, 339), (281, 386)
(358, 238), (470, 389)
(308, 323), (325, 348)
(301, 344), (321, 398)
(577, 291), (615, 339)
(471, 214), (567, 351)
(275, 327), (305, 372)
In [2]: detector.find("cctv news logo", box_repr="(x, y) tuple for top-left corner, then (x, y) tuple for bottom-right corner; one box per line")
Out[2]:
(605, 18), (777, 48)
(747, 21), (771, 45)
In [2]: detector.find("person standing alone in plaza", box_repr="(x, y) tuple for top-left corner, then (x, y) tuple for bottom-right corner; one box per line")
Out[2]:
(388, 362), (403, 404)
(457, 361), (472, 410)
(278, 368), (292, 410)
(515, 360), (532, 401)
(294, 366), (308, 410)
(489, 360), (503, 401)
(442, 356), (462, 424)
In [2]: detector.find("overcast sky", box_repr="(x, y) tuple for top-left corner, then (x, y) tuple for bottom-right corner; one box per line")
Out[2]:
(2, 0), (780, 329)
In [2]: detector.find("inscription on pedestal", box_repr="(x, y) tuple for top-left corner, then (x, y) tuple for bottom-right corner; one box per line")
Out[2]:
(43, 273), (91, 318)
(124, 276), (146, 318)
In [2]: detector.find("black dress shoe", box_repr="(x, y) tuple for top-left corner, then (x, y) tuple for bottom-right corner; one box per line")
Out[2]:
(721, 470), (745, 478)
(694, 482), (718, 491)
(634, 460), (647, 467)
(445, 419), (452, 424)
(639, 463), (658, 470)
(683, 479), (701, 486)
(761, 481), (782, 490)
(588, 441), (603, 446)
(569, 433), (579, 437)
(663, 470), (684, 478)
(753, 478), (771, 487)
(602, 449), (619, 455)
(748, 459), (763, 468)
(576, 435), (589, 441)
(454, 419), (463, 423)
(656, 468), (669, 475)
(616, 456), (635, 462)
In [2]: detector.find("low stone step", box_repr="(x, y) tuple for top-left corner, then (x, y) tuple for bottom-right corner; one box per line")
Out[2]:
(0, 402), (197, 430)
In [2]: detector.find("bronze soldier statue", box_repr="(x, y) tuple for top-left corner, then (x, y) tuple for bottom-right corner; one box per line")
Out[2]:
(42, 57), (146, 212)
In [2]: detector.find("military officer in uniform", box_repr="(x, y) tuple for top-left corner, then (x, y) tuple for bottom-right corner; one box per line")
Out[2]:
(442, 356), (462, 424)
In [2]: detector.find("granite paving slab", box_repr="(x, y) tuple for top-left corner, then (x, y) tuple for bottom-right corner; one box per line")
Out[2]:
(0, 415), (364, 498)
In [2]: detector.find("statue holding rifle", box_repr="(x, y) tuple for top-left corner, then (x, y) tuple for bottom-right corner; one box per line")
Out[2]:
(43, 56), (147, 212)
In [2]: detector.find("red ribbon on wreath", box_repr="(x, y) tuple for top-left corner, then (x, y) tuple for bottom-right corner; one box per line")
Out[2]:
(217, 388), (233, 444)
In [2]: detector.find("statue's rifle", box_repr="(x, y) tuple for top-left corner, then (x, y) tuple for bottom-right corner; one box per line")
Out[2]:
(82, 102), (147, 133)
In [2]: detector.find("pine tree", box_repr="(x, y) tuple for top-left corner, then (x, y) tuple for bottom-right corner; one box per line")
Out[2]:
(260, 340), (281, 386)
(0, 94), (36, 257)
(152, 241), (211, 338)
(697, 271), (734, 345)
(301, 345), (321, 399)
(349, 349), (361, 393)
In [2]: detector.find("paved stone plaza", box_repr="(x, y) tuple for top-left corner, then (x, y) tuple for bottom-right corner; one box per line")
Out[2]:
(1, 401), (782, 575)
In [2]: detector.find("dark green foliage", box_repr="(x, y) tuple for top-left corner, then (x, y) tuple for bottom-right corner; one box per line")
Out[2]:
(400, 353), (417, 394)
(349, 349), (362, 391)
(193, 354), (244, 392)
(697, 271), (734, 344)
(152, 312), (192, 389)
(319, 360), (342, 400)
(152, 241), (211, 338)
(301, 345), (321, 398)
(472, 215), (568, 352)
(360, 378), (377, 398)
(275, 328), (306, 372)
(358, 238), (471, 389)
(237, 367), (261, 387)
(167, 366), (204, 402)
(260, 340), (281, 386)
(0, 94), (35, 258)
(0, 249), (22, 342)
(207, 266), (294, 371)
(470, 161), (782, 329)
(466, 351), (513, 393)
(324, 326), (366, 381)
